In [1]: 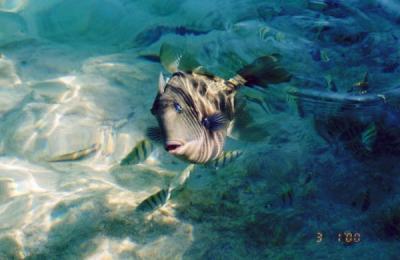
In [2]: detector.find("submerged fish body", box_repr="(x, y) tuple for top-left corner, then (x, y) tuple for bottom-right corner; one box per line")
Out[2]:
(152, 71), (236, 163)
(136, 187), (172, 212)
(137, 164), (196, 213)
(151, 43), (291, 164)
(206, 150), (243, 169)
(47, 144), (100, 162)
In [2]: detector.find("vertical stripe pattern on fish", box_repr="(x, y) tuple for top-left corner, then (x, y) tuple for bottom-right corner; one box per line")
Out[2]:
(136, 187), (172, 212)
(120, 139), (153, 165)
(151, 43), (291, 164)
(206, 150), (243, 169)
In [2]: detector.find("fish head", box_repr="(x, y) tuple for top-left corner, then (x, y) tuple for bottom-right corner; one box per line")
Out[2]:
(151, 72), (227, 163)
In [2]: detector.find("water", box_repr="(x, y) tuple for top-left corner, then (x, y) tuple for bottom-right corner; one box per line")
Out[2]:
(0, 0), (400, 259)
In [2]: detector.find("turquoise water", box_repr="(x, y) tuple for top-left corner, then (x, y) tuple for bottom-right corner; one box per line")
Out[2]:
(1, 0), (400, 259)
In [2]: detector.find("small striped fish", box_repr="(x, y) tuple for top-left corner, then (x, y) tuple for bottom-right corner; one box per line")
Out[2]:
(136, 187), (172, 212)
(48, 144), (100, 162)
(353, 72), (369, 94)
(170, 164), (195, 190)
(361, 123), (377, 152)
(120, 139), (153, 165)
(151, 43), (291, 164)
(206, 150), (242, 169)
(137, 164), (196, 213)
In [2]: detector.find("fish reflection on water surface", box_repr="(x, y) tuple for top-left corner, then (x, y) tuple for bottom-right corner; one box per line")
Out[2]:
(290, 86), (400, 158)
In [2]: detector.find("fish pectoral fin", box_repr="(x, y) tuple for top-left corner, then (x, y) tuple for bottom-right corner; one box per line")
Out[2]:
(236, 54), (292, 88)
(160, 43), (202, 73)
(203, 112), (228, 132)
(145, 126), (164, 144)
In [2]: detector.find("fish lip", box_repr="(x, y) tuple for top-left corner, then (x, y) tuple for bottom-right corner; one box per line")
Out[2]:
(165, 140), (184, 153)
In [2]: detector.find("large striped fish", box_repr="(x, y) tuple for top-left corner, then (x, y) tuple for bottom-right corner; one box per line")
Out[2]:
(150, 43), (291, 163)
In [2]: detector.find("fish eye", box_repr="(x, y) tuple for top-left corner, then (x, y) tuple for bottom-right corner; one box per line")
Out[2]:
(202, 117), (210, 128)
(173, 101), (183, 113)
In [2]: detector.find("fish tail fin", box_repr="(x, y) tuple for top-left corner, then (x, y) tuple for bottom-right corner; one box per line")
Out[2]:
(234, 54), (292, 88)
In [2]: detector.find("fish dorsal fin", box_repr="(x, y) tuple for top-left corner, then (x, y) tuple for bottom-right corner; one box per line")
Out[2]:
(160, 43), (202, 73)
(158, 72), (166, 94)
(192, 66), (214, 76)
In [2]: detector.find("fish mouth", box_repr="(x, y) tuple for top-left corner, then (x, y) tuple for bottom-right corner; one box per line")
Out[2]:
(165, 141), (184, 153)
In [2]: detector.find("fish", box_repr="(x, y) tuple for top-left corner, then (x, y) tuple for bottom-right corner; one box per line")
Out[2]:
(325, 75), (338, 92)
(287, 87), (387, 119)
(352, 72), (369, 94)
(289, 84), (400, 157)
(206, 150), (243, 169)
(151, 43), (291, 163)
(170, 164), (196, 190)
(320, 50), (330, 62)
(308, 0), (328, 11)
(137, 164), (196, 212)
(47, 144), (100, 162)
(361, 123), (377, 152)
(120, 139), (154, 165)
(280, 183), (294, 206)
(136, 187), (172, 212)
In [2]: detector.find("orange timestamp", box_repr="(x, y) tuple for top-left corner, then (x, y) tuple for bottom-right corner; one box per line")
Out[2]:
(316, 232), (361, 245)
